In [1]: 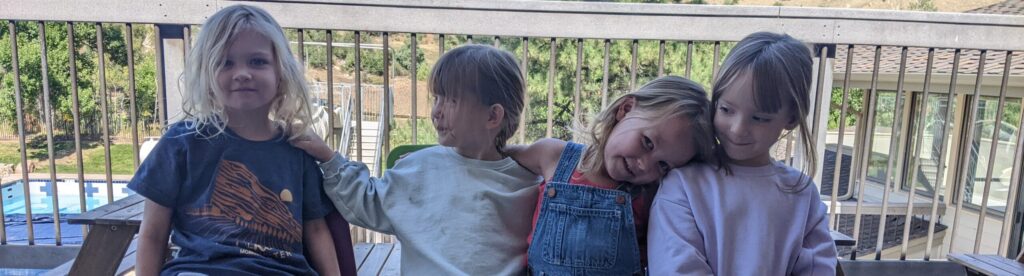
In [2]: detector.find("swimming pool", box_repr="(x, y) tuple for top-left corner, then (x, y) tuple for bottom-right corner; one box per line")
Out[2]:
(2, 179), (135, 216)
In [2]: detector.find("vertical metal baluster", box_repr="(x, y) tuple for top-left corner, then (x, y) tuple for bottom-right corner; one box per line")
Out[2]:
(901, 48), (935, 259)
(519, 37), (529, 143)
(355, 31), (363, 161)
(629, 39), (638, 91)
(850, 46), (883, 260)
(66, 22), (88, 238)
(601, 39), (610, 109)
(10, 21), (33, 244)
(410, 33), (418, 144)
(467, 35), (473, 44)
(297, 29), (306, 66)
(925, 49), (961, 260)
(948, 50), (987, 254)
(126, 23), (140, 169)
(999, 52), (1022, 256)
(873, 47), (909, 260)
(685, 41), (693, 79)
(830, 45), (855, 230)
(712, 41), (721, 80)
(39, 21), (62, 245)
(380, 31), (391, 241)
(183, 26), (190, 66)
(493, 36), (500, 48)
(382, 32), (391, 175)
(975, 51), (1009, 254)
(154, 25), (167, 127)
(97, 23), (114, 204)
(439, 34), (445, 55)
(812, 46), (828, 148)
(327, 30), (336, 149)
(547, 38), (556, 138)
(573, 38), (583, 141)
(658, 40), (665, 77)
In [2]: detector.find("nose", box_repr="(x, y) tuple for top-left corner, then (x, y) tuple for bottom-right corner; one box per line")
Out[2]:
(728, 116), (748, 139)
(233, 68), (252, 82)
(635, 156), (648, 172)
(431, 100), (443, 121)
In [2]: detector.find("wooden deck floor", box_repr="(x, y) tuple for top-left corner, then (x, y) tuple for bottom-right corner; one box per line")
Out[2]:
(355, 243), (401, 276)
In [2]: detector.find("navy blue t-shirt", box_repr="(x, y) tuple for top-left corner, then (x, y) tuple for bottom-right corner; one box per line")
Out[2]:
(129, 121), (333, 275)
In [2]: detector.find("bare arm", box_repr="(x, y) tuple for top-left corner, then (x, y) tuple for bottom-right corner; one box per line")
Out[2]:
(508, 138), (566, 180)
(136, 199), (172, 276)
(305, 218), (341, 276)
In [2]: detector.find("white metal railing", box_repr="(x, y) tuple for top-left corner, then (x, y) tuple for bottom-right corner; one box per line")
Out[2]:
(1, 0), (1023, 263)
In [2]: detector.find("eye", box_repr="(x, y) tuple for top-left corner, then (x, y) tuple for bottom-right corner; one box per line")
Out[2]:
(221, 59), (234, 69)
(250, 58), (270, 66)
(642, 136), (654, 150)
(753, 116), (773, 123)
(718, 106), (731, 114)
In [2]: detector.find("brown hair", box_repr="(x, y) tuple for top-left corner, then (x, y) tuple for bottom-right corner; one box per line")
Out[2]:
(712, 31), (815, 193)
(428, 44), (525, 155)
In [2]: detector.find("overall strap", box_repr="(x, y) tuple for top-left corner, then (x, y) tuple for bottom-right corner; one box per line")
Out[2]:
(551, 142), (585, 183)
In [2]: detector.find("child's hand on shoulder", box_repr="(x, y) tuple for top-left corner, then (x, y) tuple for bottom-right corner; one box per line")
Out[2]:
(289, 129), (335, 163)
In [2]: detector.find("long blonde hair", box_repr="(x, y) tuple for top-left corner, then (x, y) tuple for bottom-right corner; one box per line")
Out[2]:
(182, 5), (313, 140)
(712, 32), (816, 193)
(578, 76), (714, 184)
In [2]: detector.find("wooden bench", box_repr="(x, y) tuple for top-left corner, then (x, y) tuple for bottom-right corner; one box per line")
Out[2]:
(43, 193), (377, 275)
(948, 253), (1024, 276)
(838, 260), (968, 276)
(354, 242), (401, 276)
(46, 193), (147, 276)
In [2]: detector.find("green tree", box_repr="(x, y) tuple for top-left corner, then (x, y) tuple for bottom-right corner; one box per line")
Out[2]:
(0, 22), (157, 139)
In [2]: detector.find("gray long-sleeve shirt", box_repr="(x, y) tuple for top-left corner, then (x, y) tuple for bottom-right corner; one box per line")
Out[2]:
(319, 146), (541, 275)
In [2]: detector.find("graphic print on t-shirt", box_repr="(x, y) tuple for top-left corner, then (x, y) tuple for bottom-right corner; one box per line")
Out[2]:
(187, 160), (302, 258)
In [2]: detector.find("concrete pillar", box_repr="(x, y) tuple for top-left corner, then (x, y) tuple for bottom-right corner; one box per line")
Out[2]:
(797, 44), (835, 187)
(157, 24), (186, 124)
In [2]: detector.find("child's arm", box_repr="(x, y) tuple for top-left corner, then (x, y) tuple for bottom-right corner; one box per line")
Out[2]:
(506, 138), (566, 180)
(304, 218), (341, 276)
(290, 130), (396, 233)
(647, 172), (714, 275)
(791, 199), (838, 275)
(136, 199), (172, 276)
(290, 129), (335, 163)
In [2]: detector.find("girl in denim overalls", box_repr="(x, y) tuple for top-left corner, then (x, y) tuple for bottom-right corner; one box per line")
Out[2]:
(510, 76), (716, 275)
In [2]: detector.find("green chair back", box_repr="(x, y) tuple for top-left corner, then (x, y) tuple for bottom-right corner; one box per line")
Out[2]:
(385, 144), (436, 170)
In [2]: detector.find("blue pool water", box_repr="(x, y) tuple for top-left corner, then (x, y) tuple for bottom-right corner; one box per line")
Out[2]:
(2, 179), (134, 216)
(1, 179), (135, 245)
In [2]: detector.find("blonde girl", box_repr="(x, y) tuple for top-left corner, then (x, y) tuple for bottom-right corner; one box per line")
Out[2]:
(511, 75), (715, 275)
(131, 5), (342, 275)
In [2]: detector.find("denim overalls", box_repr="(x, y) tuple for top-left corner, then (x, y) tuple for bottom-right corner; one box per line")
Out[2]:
(528, 142), (643, 275)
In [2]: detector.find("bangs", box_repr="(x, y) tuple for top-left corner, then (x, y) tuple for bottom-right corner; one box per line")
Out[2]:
(429, 51), (483, 102)
(750, 61), (786, 114)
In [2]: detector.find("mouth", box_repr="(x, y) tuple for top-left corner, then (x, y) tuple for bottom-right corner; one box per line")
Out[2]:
(724, 138), (752, 146)
(622, 158), (636, 177)
(232, 88), (258, 93)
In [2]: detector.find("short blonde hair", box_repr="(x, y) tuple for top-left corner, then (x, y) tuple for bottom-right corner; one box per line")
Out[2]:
(579, 76), (714, 183)
(182, 5), (313, 140)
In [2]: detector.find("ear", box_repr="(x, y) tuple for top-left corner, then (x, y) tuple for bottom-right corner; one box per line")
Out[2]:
(486, 104), (505, 130)
(615, 96), (637, 121)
